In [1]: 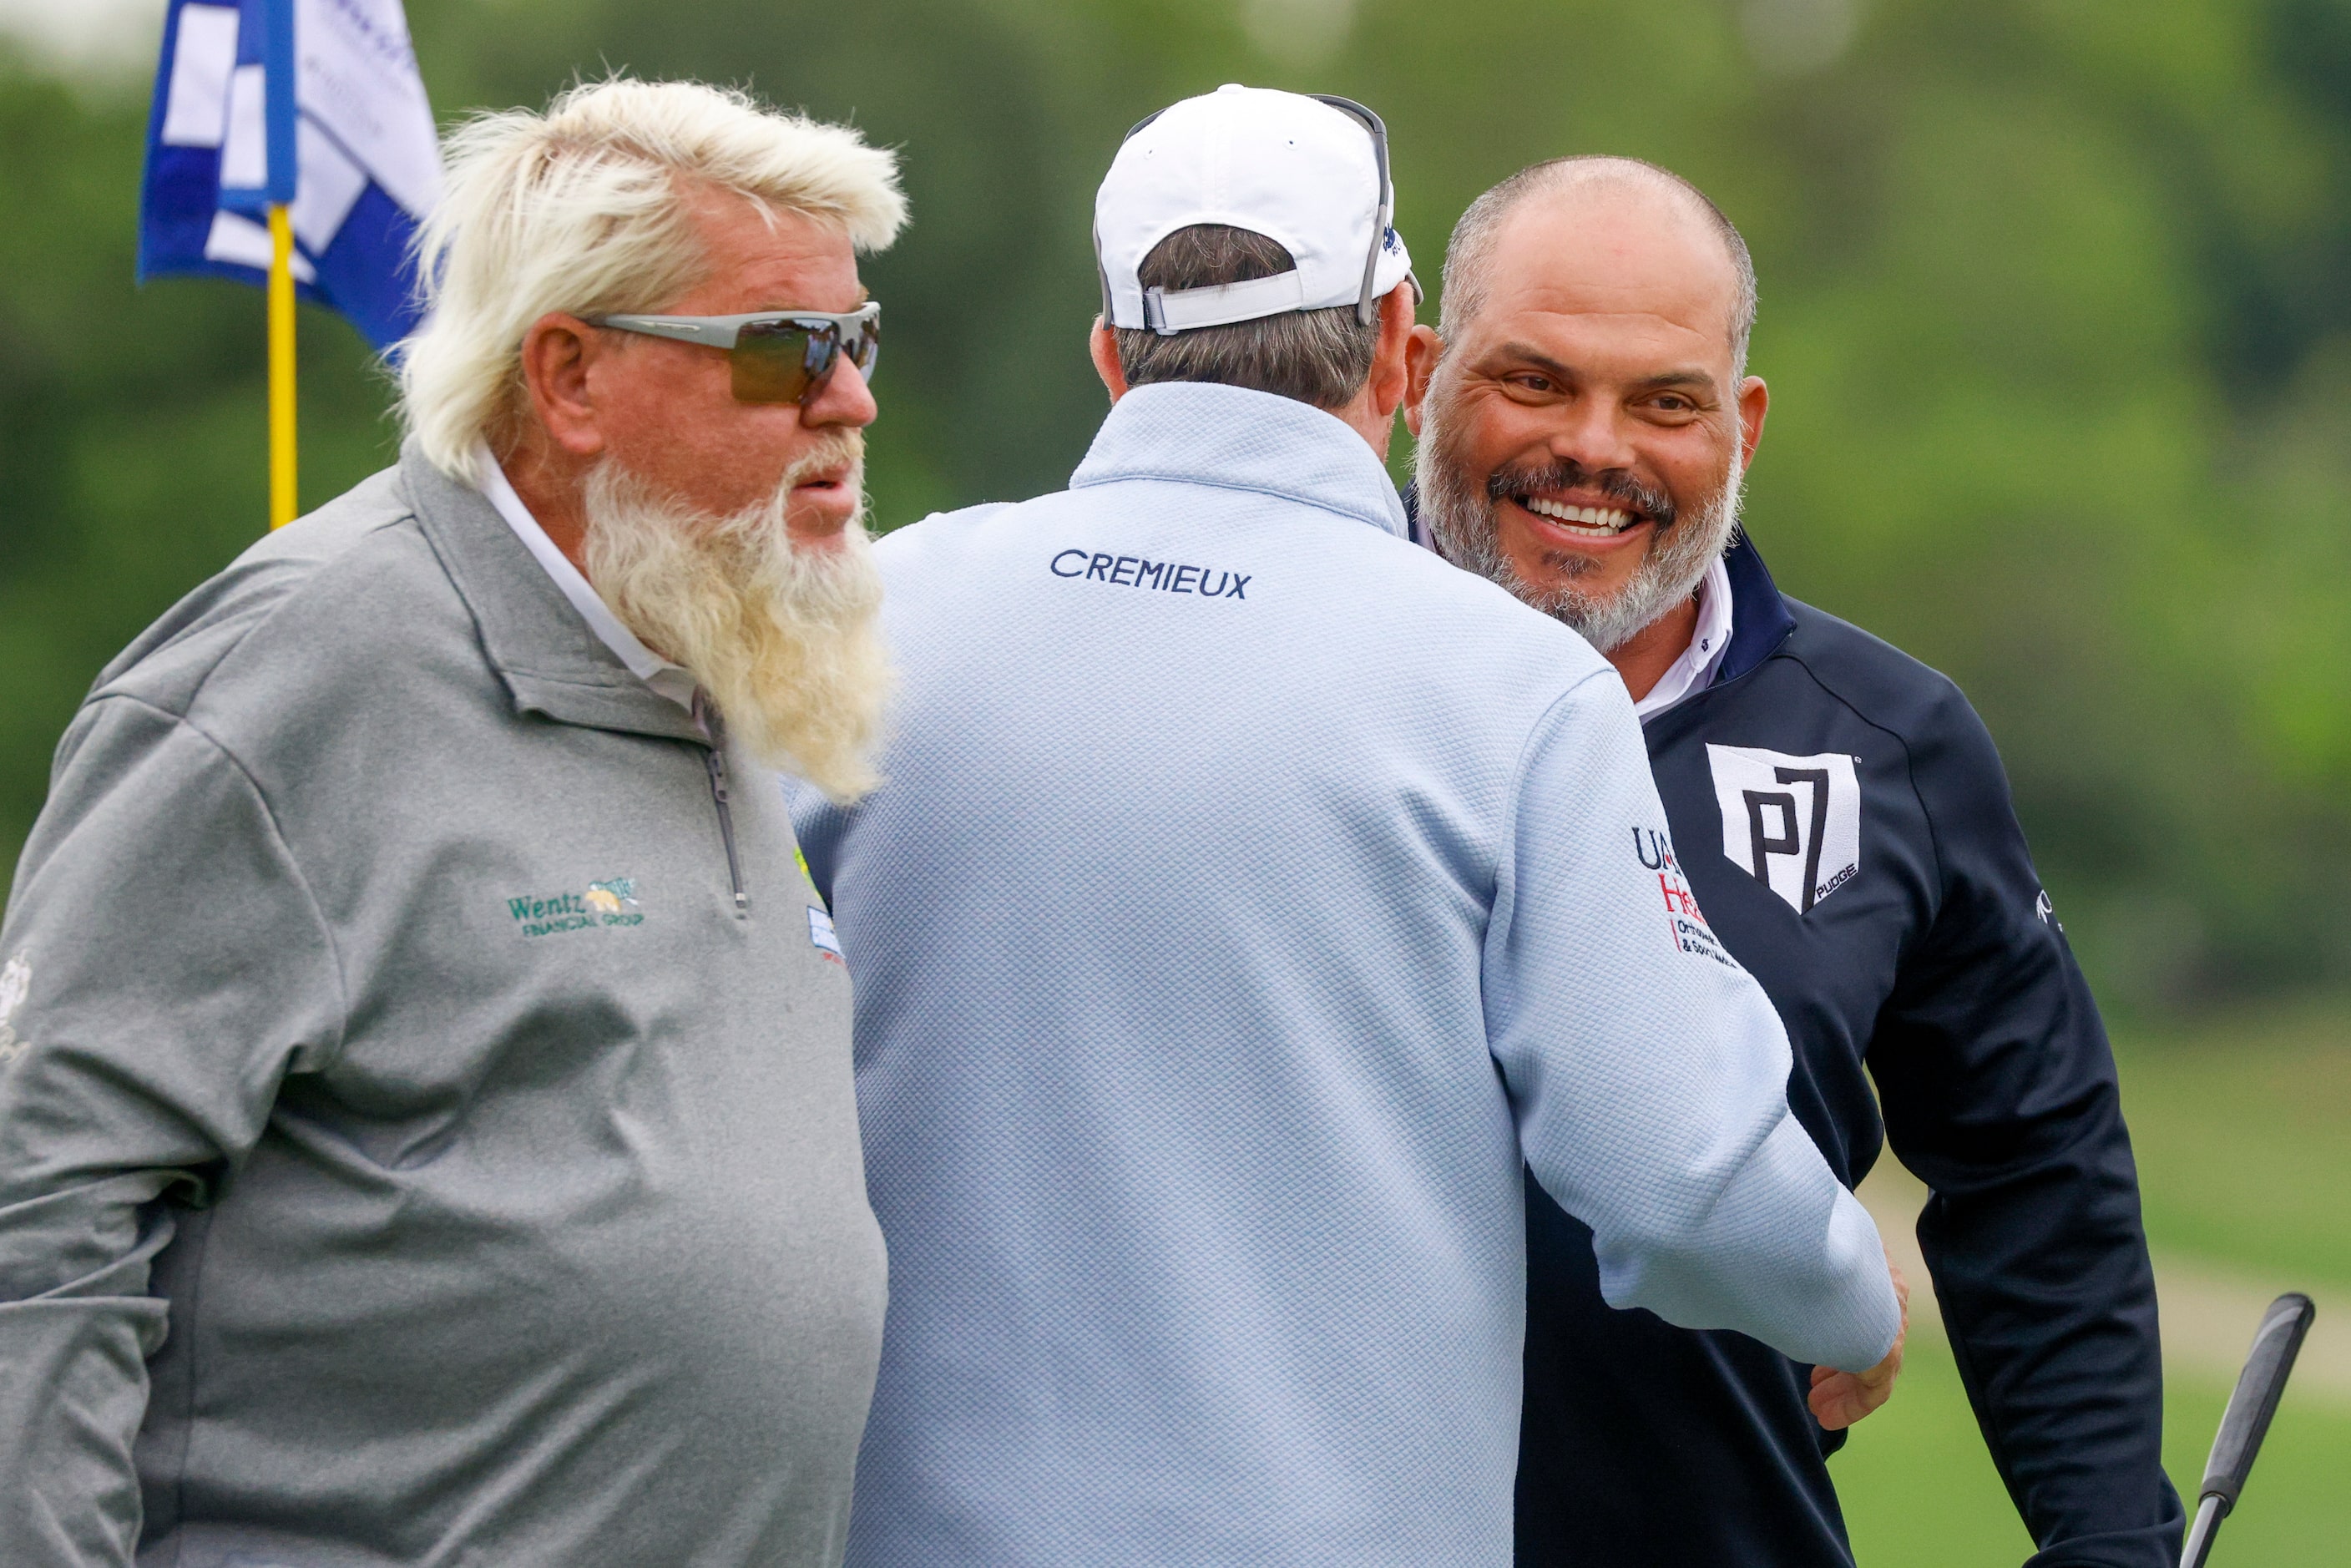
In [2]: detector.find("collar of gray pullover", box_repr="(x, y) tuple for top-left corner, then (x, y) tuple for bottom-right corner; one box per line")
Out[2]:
(404, 443), (707, 747)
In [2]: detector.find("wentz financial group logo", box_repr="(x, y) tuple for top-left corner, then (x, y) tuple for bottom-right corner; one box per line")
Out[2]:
(1706, 745), (1862, 916)
(506, 878), (644, 938)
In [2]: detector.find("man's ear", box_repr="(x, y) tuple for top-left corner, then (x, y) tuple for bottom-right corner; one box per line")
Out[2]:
(1737, 374), (1769, 470)
(1364, 281), (1417, 422)
(1090, 319), (1129, 403)
(1403, 324), (1444, 439)
(519, 312), (609, 458)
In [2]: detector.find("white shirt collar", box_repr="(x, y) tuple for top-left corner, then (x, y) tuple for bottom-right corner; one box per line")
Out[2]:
(471, 446), (699, 714)
(1632, 554), (1735, 722)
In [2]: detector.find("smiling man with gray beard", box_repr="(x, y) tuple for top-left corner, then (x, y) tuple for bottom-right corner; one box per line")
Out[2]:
(1418, 377), (1742, 663)
(0, 78), (901, 1568)
(1403, 156), (2179, 1568)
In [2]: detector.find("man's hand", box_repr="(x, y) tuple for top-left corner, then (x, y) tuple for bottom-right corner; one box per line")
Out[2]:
(1808, 1258), (1909, 1430)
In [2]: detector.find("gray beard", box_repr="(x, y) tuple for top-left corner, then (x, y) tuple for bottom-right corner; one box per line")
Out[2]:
(1414, 387), (1742, 655)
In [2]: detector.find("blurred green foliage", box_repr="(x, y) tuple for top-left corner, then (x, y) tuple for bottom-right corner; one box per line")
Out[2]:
(6, 0), (2351, 1008)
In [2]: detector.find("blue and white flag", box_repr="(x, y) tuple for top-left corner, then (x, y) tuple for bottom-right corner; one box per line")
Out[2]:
(139, 0), (442, 351)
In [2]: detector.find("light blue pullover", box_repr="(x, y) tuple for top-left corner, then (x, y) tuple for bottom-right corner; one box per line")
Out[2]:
(791, 382), (1899, 1567)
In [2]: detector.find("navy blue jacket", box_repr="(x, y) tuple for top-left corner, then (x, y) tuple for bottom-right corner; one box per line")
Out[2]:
(1408, 499), (2182, 1566)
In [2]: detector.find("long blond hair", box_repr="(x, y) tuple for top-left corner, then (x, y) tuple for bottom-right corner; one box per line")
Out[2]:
(397, 78), (906, 483)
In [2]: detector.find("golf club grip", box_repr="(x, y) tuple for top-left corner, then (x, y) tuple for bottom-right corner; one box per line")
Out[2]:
(2197, 1292), (2316, 1511)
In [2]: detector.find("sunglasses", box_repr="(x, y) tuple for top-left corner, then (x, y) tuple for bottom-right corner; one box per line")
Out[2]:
(588, 302), (882, 405)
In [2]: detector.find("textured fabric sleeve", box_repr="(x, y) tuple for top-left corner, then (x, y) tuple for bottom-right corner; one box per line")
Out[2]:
(1489, 674), (1900, 1373)
(0, 696), (343, 1567)
(1869, 690), (2182, 1568)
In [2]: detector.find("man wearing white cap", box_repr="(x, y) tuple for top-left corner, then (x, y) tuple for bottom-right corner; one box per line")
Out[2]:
(791, 85), (1904, 1566)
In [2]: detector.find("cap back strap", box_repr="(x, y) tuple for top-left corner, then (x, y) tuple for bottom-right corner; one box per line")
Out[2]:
(1141, 269), (1311, 335)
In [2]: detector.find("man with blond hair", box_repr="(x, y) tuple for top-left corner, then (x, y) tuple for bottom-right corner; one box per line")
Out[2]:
(0, 78), (903, 1565)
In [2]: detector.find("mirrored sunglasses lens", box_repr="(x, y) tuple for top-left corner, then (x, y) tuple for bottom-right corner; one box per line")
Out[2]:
(850, 321), (880, 378)
(730, 321), (818, 404)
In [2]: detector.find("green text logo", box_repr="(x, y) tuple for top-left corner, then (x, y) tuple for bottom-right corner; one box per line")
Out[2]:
(508, 878), (642, 938)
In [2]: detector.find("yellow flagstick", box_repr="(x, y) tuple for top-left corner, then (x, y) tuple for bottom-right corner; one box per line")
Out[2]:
(266, 203), (298, 529)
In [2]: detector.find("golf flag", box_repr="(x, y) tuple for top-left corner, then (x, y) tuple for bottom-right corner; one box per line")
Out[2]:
(139, 0), (442, 351)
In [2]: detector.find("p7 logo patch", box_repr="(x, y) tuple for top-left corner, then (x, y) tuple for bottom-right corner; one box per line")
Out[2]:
(1705, 745), (1861, 915)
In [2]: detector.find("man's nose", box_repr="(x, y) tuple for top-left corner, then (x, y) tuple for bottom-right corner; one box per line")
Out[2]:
(803, 353), (878, 430)
(1545, 397), (1640, 476)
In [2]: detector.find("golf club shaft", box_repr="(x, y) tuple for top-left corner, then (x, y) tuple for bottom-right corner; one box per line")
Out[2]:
(2180, 1494), (2222, 1568)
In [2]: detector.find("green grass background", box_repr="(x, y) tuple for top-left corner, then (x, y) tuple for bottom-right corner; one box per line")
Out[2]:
(1834, 1004), (2351, 1565)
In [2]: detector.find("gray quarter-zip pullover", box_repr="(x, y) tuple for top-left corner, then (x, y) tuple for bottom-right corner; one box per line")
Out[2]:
(0, 445), (886, 1567)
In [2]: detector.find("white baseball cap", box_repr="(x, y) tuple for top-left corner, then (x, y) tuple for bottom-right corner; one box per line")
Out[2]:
(1095, 84), (1415, 336)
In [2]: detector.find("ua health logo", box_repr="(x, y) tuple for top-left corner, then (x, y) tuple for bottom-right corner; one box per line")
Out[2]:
(1636, 828), (1738, 969)
(1706, 745), (1861, 915)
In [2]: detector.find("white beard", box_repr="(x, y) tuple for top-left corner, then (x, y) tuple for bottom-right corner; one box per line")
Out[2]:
(583, 438), (894, 804)
(1415, 382), (1742, 655)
